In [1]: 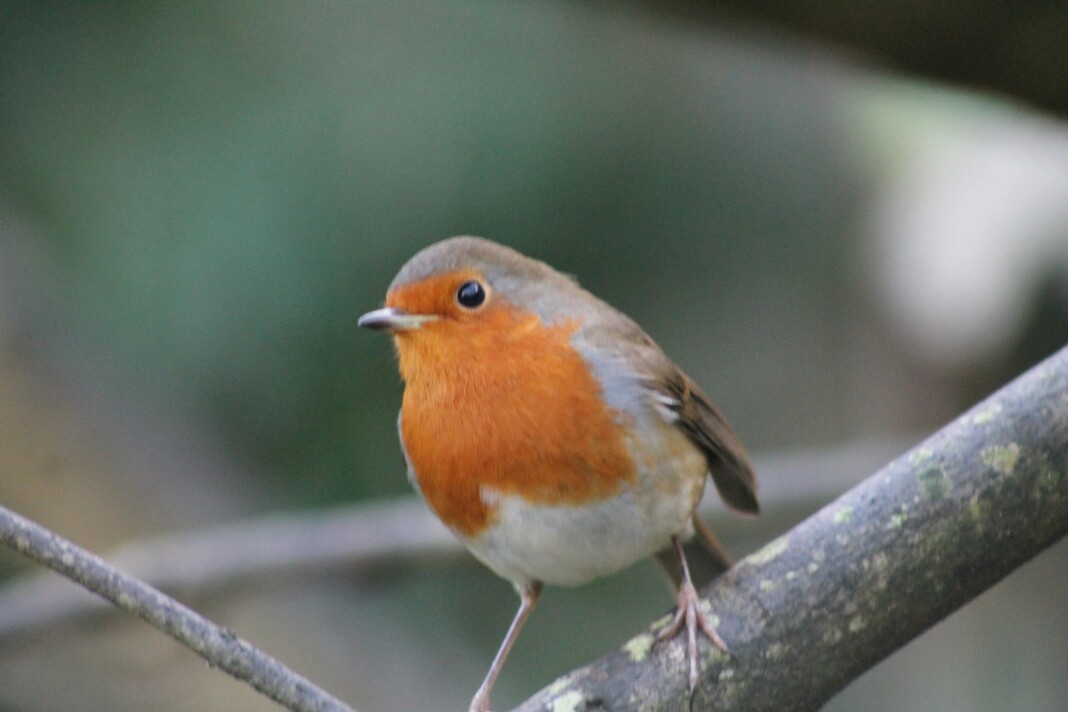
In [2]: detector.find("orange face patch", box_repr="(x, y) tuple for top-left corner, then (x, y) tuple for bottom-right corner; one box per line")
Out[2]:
(386, 269), (488, 324)
(388, 271), (637, 537)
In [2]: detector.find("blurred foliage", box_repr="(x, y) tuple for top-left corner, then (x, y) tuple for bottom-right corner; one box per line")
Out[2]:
(647, 0), (1068, 116)
(0, 1), (863, 507)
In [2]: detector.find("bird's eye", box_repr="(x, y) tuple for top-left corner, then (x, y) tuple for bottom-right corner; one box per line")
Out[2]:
(456, 280), (486, 309)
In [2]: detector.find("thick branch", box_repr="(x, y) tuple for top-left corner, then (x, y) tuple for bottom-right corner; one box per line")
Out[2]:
(0, 505), (356, 712)
(516, 346), (1068, 711)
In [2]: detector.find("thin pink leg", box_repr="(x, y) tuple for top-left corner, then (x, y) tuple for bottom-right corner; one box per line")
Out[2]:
(469, 582), (542, 712)
(657, 535), (727, 693)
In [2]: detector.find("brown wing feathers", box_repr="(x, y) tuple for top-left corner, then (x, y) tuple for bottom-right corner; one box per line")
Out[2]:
(663, 371), (760, 515)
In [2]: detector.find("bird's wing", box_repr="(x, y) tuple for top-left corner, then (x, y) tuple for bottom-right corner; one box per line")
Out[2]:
(647, 365), (760, 515)
(573, 303), (759, 514)
(576, 303), (760, 514)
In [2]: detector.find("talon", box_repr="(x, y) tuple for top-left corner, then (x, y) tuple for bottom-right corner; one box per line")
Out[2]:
(659, 535), (731, 696)
(657, 602), (687, 641)
(664, 580), (728, 691)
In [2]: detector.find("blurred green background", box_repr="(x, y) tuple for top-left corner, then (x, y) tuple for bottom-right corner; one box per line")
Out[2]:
(1, 2), (1066, 711)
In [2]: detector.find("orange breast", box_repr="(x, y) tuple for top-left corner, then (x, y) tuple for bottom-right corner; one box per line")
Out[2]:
(392, 290), (637, 537)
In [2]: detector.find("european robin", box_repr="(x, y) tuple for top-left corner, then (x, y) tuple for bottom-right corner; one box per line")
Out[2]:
(359, 237), (758, 711)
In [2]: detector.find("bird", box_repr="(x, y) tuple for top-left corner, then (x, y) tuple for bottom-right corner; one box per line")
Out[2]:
(358, 236), (758, 711)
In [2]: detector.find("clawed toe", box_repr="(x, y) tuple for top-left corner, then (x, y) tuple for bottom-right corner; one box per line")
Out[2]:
(659, 579), (728, 693)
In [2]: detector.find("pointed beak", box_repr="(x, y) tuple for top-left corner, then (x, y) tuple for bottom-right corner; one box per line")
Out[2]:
(357, 307), (438, 332)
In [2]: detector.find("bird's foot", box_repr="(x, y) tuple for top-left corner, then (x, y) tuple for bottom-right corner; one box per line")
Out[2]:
(657, 579), (728, 693)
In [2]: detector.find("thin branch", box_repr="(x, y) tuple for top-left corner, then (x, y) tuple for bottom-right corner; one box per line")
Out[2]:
(0, 440), (905, 640)
(0, 498), (458, 639)
(515, 345), (1068, 711)
(0, 504), (357, 712)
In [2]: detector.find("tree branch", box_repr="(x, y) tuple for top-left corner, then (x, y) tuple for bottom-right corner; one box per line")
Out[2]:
(0, 504), (357, 712)
(0, 498), (458, 640)
(515, 345), (1068, 711)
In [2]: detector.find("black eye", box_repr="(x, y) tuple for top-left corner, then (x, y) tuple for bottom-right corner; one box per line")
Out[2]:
(456, 280), (486, 308)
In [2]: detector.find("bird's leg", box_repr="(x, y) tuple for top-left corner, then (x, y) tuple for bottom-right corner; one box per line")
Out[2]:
(469, 581), (542, 712)
(657, 535), (727, 693)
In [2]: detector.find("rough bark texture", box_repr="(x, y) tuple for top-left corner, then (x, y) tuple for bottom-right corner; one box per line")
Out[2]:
(515, 345), (1068, 711)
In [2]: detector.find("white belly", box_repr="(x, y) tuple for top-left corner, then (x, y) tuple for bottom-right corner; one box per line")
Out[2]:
(462, 427), (707, 587)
